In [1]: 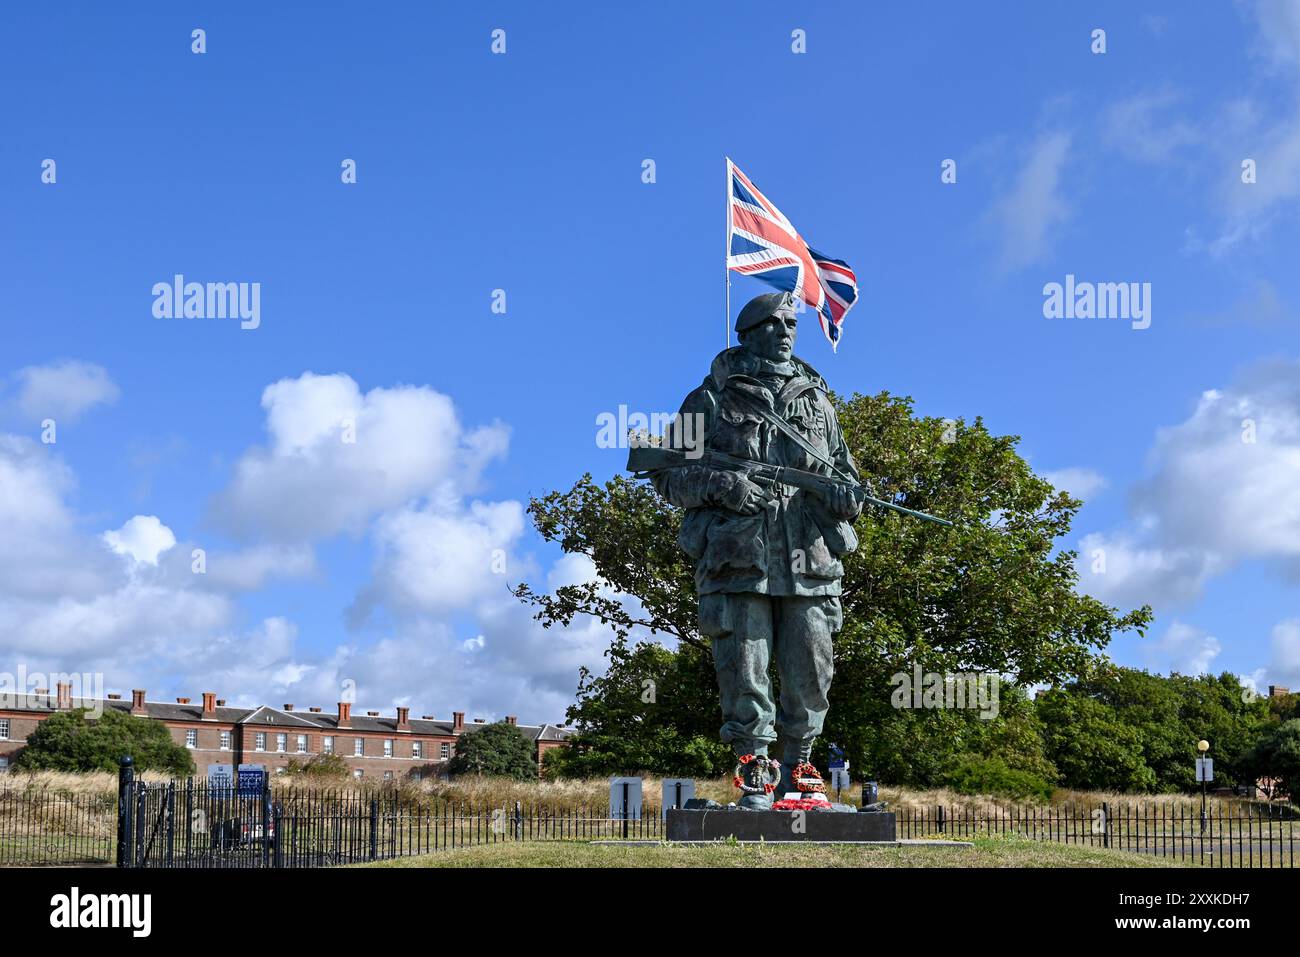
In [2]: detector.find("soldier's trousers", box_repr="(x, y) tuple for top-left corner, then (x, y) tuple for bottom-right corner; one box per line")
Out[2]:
(698, 592), (841, 762)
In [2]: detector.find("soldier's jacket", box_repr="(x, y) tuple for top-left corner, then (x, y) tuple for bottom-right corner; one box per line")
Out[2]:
(652, 346), (861, 597)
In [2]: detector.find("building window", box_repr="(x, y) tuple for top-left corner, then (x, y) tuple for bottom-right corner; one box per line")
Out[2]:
(296, 734), (308, 753)
(275, 767), (285, 775)
(354, 738), (364, 756)
(412, 741), (422, 759)
(323, 736), (334, 754)
(276, 733), (287, 753)
(383, 771), (393, 781)
(353, 769), (363, 780)
(383, 739), (393, 758)
(412, 770), (422, 782)
(440, 742), (450, 760)
(255, 732), (266, 751)
(185, 729), (197, 748)
(0, 756), (8, 774)
(220, 731), (231, 750)
(0, 718), (9, 740)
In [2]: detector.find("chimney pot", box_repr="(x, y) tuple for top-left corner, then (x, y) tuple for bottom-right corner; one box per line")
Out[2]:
(131, 689), (147, 715)
(176, 697), (190, 704)
(396, 706), (410, 729)
(452, 711), (465, 731)
(506, 715), (517, 726)
(216, 699), (226, 706)
(107, 693), (122, 700)
(367, 710), (379, 717)
(309, 707), (321, 713)
(202, 692), (216, 716)
(283, 704), (294, 711)
(337, 702), (352, 729)
(473, 718), (485, 723)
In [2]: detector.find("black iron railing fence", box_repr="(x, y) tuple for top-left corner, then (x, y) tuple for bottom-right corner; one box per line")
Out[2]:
(1, 770), (1295, 868)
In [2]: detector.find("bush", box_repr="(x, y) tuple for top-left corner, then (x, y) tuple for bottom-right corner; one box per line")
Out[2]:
(942, 754), (1054, 802)
(284, 752), (350, 780)
(14, 707), (194, 777)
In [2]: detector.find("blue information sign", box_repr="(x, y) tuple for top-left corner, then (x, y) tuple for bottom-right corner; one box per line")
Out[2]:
(237, 765), (266, 797)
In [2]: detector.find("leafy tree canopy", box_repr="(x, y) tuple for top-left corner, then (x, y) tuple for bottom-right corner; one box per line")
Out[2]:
(14, 707), (194, 777)
(446, 721), (538, 780)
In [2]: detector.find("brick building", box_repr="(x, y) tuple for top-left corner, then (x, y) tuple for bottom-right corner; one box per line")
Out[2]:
(0, 684), (569, 780)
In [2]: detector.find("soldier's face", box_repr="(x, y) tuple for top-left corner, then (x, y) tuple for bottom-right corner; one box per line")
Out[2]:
(744, 310), (798, 362)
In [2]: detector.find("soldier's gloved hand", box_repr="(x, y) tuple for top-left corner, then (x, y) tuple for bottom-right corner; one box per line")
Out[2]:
(708, 471), (769, 515)
(827, 484), (862, 521)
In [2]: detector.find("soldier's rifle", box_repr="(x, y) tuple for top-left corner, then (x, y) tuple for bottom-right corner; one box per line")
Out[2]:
(627, 444), (954, 527)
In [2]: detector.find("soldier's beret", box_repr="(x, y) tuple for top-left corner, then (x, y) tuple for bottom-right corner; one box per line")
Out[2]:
(735, 291), (797, 334)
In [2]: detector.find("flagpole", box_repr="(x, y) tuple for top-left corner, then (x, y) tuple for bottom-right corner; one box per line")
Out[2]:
(724, 156), (731, 349)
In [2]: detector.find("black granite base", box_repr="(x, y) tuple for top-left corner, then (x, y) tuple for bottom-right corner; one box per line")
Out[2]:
(666, 808), (897, 842)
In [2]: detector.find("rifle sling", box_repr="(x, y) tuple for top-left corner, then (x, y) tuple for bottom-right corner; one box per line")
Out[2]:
(729, 389), (856, 485)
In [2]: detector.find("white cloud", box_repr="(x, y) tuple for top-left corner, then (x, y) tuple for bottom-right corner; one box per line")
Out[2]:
(1102, 89), (1201, 164)
(13, 360), (119, 424)
(1076, 359), (1300, 608)
(348, 499), (527, 624)
(987, 131), (1072, 271)
(211, 372), (510, 542)
(1140, 621), (1222, 676)
(1042, 467), (1107, 501)
(1266, 618), (1300, 687)
(102, 515), (176, 566)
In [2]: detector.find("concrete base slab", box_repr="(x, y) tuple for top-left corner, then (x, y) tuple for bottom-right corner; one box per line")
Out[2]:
(666, 807), (898, 842)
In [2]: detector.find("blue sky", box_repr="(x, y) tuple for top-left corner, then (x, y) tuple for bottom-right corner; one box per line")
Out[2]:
(2, 1), (1299, 722)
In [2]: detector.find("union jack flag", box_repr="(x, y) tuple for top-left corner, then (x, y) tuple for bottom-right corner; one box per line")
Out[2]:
(726, 158), (859, 350)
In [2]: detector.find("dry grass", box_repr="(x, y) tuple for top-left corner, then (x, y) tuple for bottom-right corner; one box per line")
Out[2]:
(1, 769), (1285, 817)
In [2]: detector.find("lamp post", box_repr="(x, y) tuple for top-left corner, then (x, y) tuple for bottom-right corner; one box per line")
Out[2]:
(1197, 739), (1210, 834)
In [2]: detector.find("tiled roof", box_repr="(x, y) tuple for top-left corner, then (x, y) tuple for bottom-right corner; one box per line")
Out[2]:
(0, 694), (568, 739)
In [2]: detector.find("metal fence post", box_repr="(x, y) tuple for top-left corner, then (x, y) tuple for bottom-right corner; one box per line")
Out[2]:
(261, 780), (272, 869)
(273, 803), (284, 868)
(369, 798), (379, 860)
(165, 782), (175, 866)
(1102, 801), (1110, 848)
(116, 755), (134, 868)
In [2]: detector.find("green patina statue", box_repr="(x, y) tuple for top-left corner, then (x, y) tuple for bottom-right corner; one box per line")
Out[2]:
(637, 290), (863, 809)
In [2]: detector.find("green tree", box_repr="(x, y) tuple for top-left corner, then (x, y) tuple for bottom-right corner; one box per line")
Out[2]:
(1035, 689), (1156, 792)
(14, 707), (194, 776)
(544, 635), (731, 778)
(1039, 669), (1268, 792)
(515, 392), (1150, 780)
(446, 721), (538, 780)
(1241, 719), (1300, 801)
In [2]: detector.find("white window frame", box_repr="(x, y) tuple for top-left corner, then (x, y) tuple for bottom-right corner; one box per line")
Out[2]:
(0, 718), (9, 740)
(220, 731), (231, 750)
(354, 738), (364, 756)
(185, 729), (197, 748)
(440, 742), (450, 760)
(412, 741), (422, 759)
(323, 736), (334, 754)
(383, 770), (393, 781)
(296, 734), (308, 754)
(0, 756), (8, 774)
(275, 733), (287, 753)
(255, 732), (266, 751)
(353, 769), (363, 780)
(383, 738), (393, 758)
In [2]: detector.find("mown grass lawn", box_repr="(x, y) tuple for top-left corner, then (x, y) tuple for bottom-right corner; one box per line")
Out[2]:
(355, 834), (1192, 869)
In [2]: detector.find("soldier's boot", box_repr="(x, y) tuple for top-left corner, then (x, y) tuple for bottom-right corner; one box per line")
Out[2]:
(776, 740), (813, 797)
